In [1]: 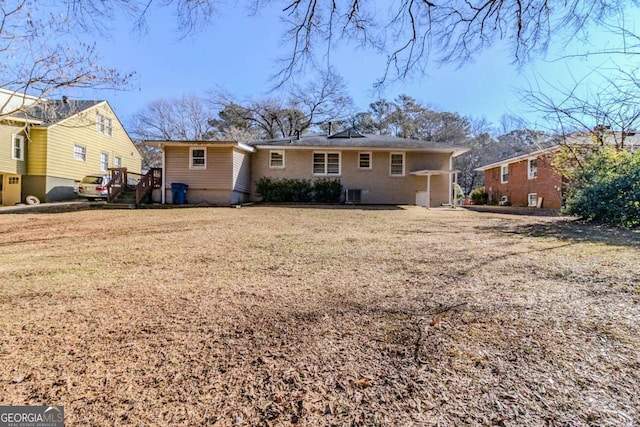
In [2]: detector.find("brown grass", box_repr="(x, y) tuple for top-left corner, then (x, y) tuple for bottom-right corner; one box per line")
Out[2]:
(0, 206), (639, 426)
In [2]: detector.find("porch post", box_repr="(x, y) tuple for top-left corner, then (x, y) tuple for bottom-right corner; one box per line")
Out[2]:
(427, 174), (432, 209)
(161, 146), (166, 204)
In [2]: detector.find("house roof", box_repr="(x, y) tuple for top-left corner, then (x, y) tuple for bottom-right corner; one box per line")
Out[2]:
(20, 99), (105, 126)
(248, 131), (470, 156)
(145, 140), (256, 153)
(475, 145), (562, 171)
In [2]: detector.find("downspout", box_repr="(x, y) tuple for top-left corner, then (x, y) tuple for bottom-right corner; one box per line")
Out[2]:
(161, 145), (166, 204)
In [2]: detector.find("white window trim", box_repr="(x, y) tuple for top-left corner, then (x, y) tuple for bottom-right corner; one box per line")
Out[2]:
(100, 152), (109, 172)
(528, 193), (538, 207)
(358, 152), (372, 170)
(104, 117), (112, 136)
(96, 113), (103, 133)
(389, 152), (405, 177)
(269, 150), (285, 169)
(527, 158), (538, 179)
(12, 134), (24, 161)
(500, 164), (509, 184)
(114, 156), (122, 168)
(73, 144), (86, 162)
(190, 147), (207, 169)
(312, 151), (341, 176)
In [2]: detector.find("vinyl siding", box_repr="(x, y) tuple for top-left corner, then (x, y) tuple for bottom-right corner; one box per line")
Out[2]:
(0, 122), (27, 175)
(27, 127), (48, 175)
(164, 146), (233, 190)
(232, 148), (251, 193)
(43, 102), (141, 180)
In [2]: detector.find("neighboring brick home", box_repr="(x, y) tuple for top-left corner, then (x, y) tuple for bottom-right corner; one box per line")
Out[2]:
(476, 146), (564, 209)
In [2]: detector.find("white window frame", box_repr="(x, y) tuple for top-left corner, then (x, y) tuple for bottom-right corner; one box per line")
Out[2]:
(73, 144), (86, 162)
(190, 147), (207, 169)
(528, 158), (538, 179)
(104, 117), (112, 136)
(12, 134), (24, 161)
(100, 152), (109, 171)
(269, 150), (285, 169)
(312, 151), (341, 176)
(96, 113), (112, 136)
(389, 152), (405, 176)
(96, 113), (104, 133)
(528, 193), (538, 207)
(500, 164), (509, 183)
(358, 152), (372, 169)
(114, 156), (122, 168)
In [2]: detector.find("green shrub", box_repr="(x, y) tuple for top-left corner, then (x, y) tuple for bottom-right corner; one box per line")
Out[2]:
(313, 178), (343, 203)
(255, 177), (342, 203)
(564, 147), (640, 228)
(470, 187), (488, 205)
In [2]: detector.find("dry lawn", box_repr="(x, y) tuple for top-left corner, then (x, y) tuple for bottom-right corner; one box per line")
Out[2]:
(0, 206), (639, 426)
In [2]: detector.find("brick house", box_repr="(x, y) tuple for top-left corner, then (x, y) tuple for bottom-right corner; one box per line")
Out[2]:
(476, 146), (564, 209)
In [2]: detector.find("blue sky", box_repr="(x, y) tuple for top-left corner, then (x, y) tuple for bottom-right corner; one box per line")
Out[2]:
(71, 2), (640, 131)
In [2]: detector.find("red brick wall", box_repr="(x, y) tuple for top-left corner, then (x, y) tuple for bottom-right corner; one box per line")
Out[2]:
(484, 153), (563, 209)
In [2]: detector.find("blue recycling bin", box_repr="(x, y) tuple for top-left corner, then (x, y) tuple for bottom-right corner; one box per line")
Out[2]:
(171, 183), (188, 205)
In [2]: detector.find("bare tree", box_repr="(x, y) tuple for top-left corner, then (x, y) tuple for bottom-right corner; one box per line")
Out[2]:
(0, 1), (132, 118)
(523, 64), (640, 150)
(60, 1), (635, 87)
(271, 0), (630, 85)
(128, 94), (215, 140)
(210, 70), (353, 139)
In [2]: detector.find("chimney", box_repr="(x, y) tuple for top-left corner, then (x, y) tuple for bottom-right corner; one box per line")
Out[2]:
(327, 121), (332, 136)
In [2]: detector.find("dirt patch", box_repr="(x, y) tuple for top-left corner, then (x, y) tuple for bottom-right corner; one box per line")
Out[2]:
(1, 207), (638, 426)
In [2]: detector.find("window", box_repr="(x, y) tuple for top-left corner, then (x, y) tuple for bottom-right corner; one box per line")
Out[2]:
(8, 177), (20, 185)
(269, 150), (284, 168)
(114, 156), (122, 168)
(74, 145), (86, 161)
(104, 117), (112, 136)
(358, 152), (372, 169)
(313, 152), (341, 175)
(528, 193), (538, 207)
(100, 152), (109, 171)
(500, 164), (509, 183)
(190, 147), (206, 169)
(12, 134), (24, 161)
(528, 158), (538, 179)
(96, 113), (112, 136)
(390, 153), (405, 176)
(96, 114), (104, 133)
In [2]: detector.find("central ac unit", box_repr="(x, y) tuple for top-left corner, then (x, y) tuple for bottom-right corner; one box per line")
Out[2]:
(345, 189), (362, 204)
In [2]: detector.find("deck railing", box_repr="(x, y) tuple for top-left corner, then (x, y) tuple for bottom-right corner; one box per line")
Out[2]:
(106, 168), (128, 202)
(135, 168), (162, 206)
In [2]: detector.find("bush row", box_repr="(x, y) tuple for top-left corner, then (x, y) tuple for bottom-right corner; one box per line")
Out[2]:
(564, 147), (640, 228)
(256, 177), (343, 203)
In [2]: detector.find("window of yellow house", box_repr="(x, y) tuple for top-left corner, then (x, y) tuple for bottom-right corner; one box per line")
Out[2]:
(100, 152), (109, 171)
(74, 145), (86, 161)
(12, 134), (24, 161)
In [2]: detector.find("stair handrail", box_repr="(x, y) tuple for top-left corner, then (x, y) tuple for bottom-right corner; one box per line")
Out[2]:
(107, 168), (127, 202)
(135, 168), (162, 206)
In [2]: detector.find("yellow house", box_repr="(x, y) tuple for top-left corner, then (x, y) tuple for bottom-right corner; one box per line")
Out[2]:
(1, 93), (142, 205)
